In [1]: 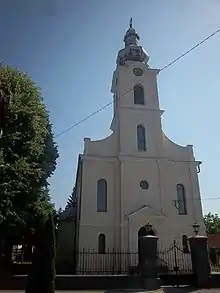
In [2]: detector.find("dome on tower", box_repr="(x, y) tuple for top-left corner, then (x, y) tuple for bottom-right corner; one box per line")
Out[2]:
(116, 19), (149, 65)
(124, 27), (140, 46)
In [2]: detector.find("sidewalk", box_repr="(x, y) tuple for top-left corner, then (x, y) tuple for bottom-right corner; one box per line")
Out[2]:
(1, 289), (220, 293)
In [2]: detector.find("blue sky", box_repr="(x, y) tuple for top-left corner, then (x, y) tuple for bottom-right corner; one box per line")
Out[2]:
(1, 0), (220, 215)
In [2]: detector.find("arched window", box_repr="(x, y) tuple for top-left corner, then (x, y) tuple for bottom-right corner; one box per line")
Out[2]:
(98, 234), (106, 254)
(134, 85), (145, 105)
(97, 179), (107, 212)
(182, 235), (189, 253)
(177, 184), (187, 215)
(137, 125), (146, 151)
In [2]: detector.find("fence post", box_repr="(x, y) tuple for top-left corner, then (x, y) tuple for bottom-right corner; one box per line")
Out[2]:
(139, 235), (161, 290)
(188, 235), (211, 287)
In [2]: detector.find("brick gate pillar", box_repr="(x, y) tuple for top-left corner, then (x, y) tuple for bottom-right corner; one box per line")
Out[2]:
(188, 235), (211, 287)
(139, 235), (161, 290)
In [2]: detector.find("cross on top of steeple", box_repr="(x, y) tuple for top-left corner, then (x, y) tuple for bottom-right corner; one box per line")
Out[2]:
(129, 18), (133, 29)
(124, 18), (140, 47)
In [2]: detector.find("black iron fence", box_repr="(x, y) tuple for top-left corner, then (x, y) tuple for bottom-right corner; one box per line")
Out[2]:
(157, 240), (193, 274)
(10, 242), (193, 276)
(76, 249), (138, 275)
(75, 242), (193, 276)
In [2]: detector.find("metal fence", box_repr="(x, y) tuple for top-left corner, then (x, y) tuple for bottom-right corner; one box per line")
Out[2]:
(76, 249), (138, 275)
(10, 242), (193, 276)
(76, 242), (193, 276)
(157, 240), (193, 274)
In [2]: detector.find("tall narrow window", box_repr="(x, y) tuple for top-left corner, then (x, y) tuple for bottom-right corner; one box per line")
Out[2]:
(97, 179), (107, 212)
(137, 125), (146, 151)
(134, 85), (145, 105)
(177, 184), (187, 215)
(182, 235), (189, 253)
(98, 234), (106, 254)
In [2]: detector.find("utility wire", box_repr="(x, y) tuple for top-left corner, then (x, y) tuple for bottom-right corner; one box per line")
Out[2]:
(179, 197), (220, 202)
(174, 196), (220, 211)
(55, 27), (220, 139)
(159, 27), (220, 72)
(200, 197), (220, 201)
(55, 101), (113, 138)
(55, 87), (133, 138)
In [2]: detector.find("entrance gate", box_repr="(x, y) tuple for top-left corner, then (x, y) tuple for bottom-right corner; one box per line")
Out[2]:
(157, 240), (193, 274)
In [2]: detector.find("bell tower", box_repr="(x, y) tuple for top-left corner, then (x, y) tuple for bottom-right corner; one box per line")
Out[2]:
(111, 19), (163, 157)
(76, 19), (205, 256)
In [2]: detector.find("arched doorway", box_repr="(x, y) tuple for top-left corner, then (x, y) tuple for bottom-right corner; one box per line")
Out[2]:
(138, 226), (147, 238)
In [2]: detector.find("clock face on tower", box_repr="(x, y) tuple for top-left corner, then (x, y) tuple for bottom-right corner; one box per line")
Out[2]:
(133, 68), (143, 76)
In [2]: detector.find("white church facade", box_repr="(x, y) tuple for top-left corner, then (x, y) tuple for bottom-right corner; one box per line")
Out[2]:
(74, 20), (205, 255)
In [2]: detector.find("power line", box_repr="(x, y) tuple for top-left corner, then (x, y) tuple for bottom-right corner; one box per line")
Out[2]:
(159, 27), (220, 72)
(201, 197), (220, 201)
(180, 197), (220, 202)
(55, 87), (134, 138)
(55, 27), (220, 139)
(174, 197), (220, 211)
(55, 101), (113, 138)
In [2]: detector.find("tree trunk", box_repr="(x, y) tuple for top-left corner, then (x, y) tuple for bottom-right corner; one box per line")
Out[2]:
(4, 238), (13, 271)
(26, 214), (56, 293)
(0, 235), (13, 273)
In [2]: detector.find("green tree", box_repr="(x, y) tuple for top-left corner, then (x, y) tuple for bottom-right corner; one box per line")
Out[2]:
(54, 207), (62, 234)
(204, 213), (220, 235)
(26, 212), (56, 293)
(0, 65), (58, 267)
(65, 186), (76, 209)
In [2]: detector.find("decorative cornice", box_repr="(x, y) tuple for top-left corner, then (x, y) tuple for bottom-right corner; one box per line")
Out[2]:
(119, 105), (164, 114)
(82, 155), (117, 162)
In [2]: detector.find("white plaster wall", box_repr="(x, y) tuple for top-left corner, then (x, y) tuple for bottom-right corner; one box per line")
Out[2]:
(84, 131), (118, 157)
(78, 151), (205, 251)
(78, 157), (117, 250)
(120, 154), (205, 250)
(77, 57), (205, 254)
(79, 225), (115, 251)
(119, 108), (163, 157)
(162, 133), (193, 160)
(120, 158), (162, 214)
(117, 62), (159, 110)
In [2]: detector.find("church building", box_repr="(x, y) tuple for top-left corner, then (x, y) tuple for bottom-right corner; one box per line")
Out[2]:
(74, 20), (205, 255)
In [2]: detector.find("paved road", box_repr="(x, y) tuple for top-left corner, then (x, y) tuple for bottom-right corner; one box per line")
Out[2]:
(1, 289), (220, 293)
(164, 289), (220, 293)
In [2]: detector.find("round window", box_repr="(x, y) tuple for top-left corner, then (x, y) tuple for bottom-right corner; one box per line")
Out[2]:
(140, 180), (149, 190)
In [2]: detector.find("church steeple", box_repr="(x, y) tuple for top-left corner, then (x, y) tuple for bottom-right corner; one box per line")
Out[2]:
(116, 19), (149, 65)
